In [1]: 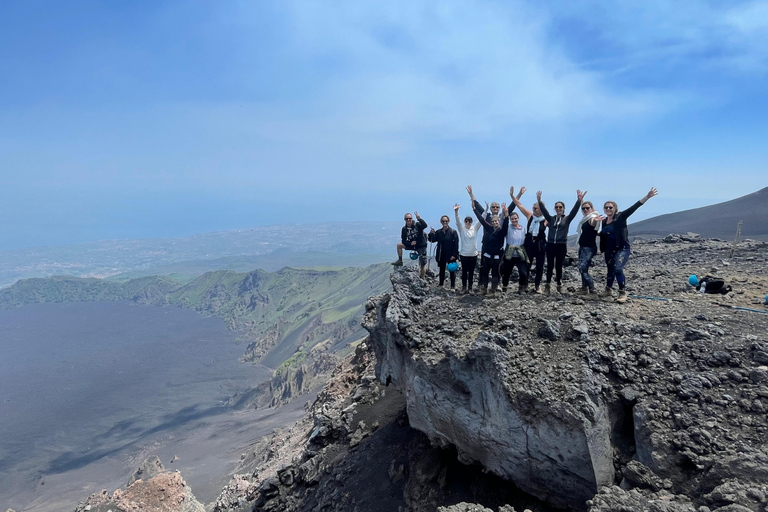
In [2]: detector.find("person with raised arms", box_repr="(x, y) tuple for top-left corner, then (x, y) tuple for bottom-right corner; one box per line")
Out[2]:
(469, 190), (508, 298)
(537, 189), (585, 294)
(500, 195), (529, 294)
(598, 187), (659, 303)
(510, 187), (548, 294)
(454, 203), (481, 294)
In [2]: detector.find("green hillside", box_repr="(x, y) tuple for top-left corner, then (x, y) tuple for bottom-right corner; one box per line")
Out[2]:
(0, 264), (393, 374)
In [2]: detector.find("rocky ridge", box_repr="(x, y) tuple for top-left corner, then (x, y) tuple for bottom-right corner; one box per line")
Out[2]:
(209, 236), (768, 512)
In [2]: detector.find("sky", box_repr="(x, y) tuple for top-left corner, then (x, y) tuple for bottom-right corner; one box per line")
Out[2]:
(0, 0), (766, 250)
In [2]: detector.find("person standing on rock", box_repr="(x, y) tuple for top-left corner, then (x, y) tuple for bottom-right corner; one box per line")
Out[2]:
(473, 201), (508, 298)
(501, 208), (529, 294)
(576, 200), (603, 296)
(510, 188), (548, 293)
(392, 212), (428, 278)
(599, 187), (659, 302)
(454, 203), (481, 294)
(428, 215), (460, 290)
(537, 190), (585, 294)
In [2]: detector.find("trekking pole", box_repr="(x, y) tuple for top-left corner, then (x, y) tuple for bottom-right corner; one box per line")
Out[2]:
(729, 220), (743, 259)
(713, 303), (768, 315)
(628, 294), (686, 303)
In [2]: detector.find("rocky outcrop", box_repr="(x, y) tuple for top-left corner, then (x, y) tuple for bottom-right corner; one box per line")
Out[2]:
(212, 235), (768, 512)
(362, 235), (768, 511)
(364, 270), (615, 510)
(74, 460), (204, 512)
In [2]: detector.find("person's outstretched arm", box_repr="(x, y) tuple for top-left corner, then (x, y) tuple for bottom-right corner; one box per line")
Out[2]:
(536, 191), (553, 222)
(511, 189), (532, 220)
(454, 204), (464, 235)
(623, 187), (658, 219)
(566, 190), (585, 223)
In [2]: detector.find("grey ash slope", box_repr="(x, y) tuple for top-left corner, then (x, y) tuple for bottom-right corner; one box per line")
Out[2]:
(629, 186), (768, 241)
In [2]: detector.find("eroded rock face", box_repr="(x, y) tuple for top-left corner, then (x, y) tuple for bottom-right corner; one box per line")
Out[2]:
(364, 270), (615, 510)
(363, 236), (768, 511)
(213, 236), (767, 512)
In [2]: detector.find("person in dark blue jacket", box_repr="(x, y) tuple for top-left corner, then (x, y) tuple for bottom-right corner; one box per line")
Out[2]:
(599, 187), (658, 302)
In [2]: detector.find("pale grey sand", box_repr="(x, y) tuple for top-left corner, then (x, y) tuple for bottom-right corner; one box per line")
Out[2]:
(0, 301), (301, 511)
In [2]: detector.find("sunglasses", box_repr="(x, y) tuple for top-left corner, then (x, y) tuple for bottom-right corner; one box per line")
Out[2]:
(441, 220), (449, 223)
(604, 206), (614, 210)
(582, 206), (591, 211)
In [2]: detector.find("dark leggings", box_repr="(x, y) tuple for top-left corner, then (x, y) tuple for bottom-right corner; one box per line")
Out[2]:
(460, 255), (477, 290)
(545, 243), (568, 285)
(605, 247), (631, 289)
(525, 240), (546, 287)
(479, 254), (502, 290)
(578, 246), (598, 290)
(438, 260), (457, 288)
(501, 256), (528, 287)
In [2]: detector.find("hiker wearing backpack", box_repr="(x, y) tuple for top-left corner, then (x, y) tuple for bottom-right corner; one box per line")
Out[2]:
(598, 187), (658, 303)
(510, 187), (548, 294)
(537, 189), (585, 294)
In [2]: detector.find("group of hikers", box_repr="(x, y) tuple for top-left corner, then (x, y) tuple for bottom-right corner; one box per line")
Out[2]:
(392, 185), (658, 303)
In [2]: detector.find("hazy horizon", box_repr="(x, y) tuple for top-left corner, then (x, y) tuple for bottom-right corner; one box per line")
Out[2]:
(1, 1), (766, 251)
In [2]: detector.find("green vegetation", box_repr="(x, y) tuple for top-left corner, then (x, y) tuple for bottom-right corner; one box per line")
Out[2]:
(0, 263), (393, 372)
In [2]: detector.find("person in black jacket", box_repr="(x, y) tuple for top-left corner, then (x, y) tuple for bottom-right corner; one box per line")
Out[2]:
(537, 190), (585, 294)
(428, 215), (460, 289)
(576, 201), (603, 296)
(599, 187), (658, 302)
(510, 188), (548, 294)
(473, 204), (508, 298)
(392, 212), (428, 278)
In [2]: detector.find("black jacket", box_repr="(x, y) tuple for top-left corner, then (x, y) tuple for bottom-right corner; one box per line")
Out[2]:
(539, 199), (581, 245)
(401, 218), (428, 249)
(428, 228), (459, 263)
(600, 201), (644, 251)
(474, 205), (509, 257)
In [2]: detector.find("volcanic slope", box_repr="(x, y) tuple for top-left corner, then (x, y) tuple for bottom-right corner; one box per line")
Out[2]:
(629, 186), (768, 241)
(213, 236), (768, 512)
(0, 263), (394, 406)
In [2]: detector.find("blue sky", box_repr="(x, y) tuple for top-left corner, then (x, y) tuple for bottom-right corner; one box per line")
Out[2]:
(1, 0), (766, 250)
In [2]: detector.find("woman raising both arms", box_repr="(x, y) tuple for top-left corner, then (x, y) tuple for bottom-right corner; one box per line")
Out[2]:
(599, 187), (659, 303)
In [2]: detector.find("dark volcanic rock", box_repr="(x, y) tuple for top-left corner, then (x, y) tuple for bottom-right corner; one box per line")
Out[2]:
(214, 236), (768, 512)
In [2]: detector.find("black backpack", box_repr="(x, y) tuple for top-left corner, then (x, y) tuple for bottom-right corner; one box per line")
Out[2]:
(696, 276), (731, 295)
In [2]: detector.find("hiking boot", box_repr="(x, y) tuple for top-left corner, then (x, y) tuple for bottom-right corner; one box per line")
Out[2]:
(576, 286), (589, 295)
(420, 266), (426, 279)
(392, 258), (403, 266)
(556, 284), (562, 294)
(461, 286), (467, 295)
(598, 287), (613, 298)
(517, 285), (526, 295)
(479, 287), (487, 296)
(502, 286), (508, 293)
(487, 289), (496, 298)
(544, 283), (551, 295)
(535, 284), (542, 294)
(588, 288), (598, 298)
(616, 290), (628, 303)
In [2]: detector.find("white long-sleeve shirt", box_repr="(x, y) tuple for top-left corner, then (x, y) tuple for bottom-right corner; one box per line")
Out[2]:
(455, 211), (480, 257)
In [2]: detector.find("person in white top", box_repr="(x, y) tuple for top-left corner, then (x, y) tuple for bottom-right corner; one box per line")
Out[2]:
(500, 208), (529, 294)
(453, 203), (481, 294)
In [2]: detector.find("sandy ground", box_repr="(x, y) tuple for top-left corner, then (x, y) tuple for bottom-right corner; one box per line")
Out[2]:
(0, 301), (307, 512)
